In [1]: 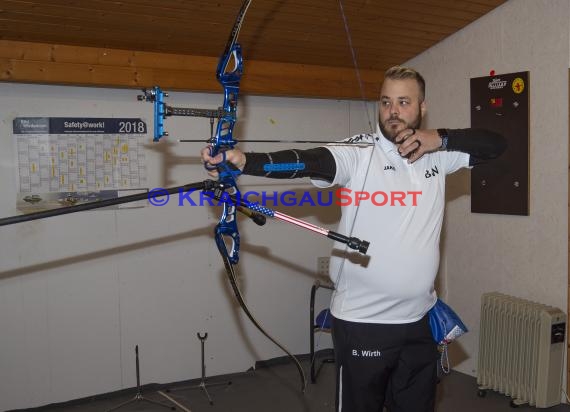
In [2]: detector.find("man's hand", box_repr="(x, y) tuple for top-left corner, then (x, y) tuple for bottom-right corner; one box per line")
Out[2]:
(395, 128), (442, 163)
(200, 146), (247, 178)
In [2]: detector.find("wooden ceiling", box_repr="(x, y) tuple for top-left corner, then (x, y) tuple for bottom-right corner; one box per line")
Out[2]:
(0, 0), (507, 99)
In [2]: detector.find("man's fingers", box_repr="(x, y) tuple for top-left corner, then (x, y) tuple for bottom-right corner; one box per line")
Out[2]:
(200, 146), (221, 177)
(395, 128), (442, 163)
(201, 146), (224, 165)
(399, 138), (421, 156)
(406, 142), (427, 163)
(200, 146), (246, 173)
(395, 128), (416, 144)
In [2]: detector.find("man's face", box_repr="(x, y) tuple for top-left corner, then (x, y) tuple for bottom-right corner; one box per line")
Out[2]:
(378, 78), (426, 142)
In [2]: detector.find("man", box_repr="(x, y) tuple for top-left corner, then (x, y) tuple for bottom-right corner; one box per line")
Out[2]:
(202, 66), (506, 412)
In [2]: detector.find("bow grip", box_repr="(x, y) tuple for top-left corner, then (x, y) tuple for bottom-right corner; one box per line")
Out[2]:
(205, 147), (226, 171)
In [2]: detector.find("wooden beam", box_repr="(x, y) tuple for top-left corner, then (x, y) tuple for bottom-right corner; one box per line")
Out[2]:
(0, 40), (382, 100)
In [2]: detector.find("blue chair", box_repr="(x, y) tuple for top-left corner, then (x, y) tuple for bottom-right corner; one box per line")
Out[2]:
(309, 280), (335, 383)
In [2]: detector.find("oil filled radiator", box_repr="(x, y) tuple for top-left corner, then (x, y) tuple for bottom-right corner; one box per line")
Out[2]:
(477, 292), (566, 408)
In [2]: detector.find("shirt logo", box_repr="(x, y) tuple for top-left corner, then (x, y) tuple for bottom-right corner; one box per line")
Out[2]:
(384, 164), (395, 171)
(345, 133), (374, 143)
(425, 165), (440, 179)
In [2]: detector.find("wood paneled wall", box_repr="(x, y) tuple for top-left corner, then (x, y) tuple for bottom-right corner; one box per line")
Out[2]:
(0, 40), (382, 100)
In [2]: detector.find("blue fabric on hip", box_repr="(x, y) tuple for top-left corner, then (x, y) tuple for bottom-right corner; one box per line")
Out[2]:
(428, 299), (468, 345)
(316, 309), (332, 329)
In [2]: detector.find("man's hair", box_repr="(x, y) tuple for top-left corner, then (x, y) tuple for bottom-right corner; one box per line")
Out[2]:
(384, 66), (426, 101)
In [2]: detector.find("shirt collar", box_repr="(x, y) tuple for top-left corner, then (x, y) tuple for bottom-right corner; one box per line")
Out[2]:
(376, 124), (398, 154)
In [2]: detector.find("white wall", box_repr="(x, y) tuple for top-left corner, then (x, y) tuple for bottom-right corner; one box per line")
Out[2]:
(407, 0), (570, 376)
(0, 83), (373, 410)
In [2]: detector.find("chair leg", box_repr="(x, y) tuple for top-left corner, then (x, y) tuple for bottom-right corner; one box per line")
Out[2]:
(310, 283), (317, 383)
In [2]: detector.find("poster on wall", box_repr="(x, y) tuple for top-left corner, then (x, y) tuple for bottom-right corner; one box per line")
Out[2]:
(13, 117), (148, 212)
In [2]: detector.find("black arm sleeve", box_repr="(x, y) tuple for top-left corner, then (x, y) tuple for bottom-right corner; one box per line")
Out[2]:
(446, 128), (507, 166)
(242, 147), (336, 182)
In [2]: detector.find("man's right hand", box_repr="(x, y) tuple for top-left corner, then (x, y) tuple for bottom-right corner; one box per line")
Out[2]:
(200, 146), (247, 178)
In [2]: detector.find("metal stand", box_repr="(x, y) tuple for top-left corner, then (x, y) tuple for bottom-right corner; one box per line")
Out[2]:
(168, 333), (231, 405)
(107, 345), (176, 412)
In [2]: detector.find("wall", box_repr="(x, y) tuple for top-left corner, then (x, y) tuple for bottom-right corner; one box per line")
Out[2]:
(407, 0), (570, 376)
(4, 1), (567, 408)
(0, 82), (373, 410)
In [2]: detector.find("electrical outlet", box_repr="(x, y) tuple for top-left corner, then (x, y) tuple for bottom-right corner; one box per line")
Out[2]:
(317, 257), (330, 276)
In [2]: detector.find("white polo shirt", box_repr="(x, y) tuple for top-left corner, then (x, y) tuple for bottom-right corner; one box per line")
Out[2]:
(312, 130), (469, 324)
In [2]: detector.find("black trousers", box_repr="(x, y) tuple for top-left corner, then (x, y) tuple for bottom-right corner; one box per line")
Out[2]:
(332, 315), (439, 412)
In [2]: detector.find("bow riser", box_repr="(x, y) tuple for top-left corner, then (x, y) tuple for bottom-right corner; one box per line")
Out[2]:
(211, 40), (244, 265)
(214, 183), (241, 264)
(211, 45), (242, 155)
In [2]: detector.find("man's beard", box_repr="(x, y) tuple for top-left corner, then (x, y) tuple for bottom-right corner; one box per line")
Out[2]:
(378, 111), (422, 142)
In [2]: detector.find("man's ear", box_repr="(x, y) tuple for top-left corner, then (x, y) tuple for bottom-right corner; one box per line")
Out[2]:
(420, 100), (427, 118)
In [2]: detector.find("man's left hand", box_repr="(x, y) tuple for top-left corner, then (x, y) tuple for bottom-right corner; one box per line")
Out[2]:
(395, 128), (442, 163)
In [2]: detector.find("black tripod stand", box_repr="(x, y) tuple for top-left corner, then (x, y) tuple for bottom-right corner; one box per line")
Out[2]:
(107, 345), (176, 412)
(168, 333), (231, 405)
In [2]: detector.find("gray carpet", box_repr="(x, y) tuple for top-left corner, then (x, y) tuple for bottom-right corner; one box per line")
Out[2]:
(10, 356), (570, 412)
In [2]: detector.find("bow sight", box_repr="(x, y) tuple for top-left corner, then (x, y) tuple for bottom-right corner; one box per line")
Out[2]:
(137, 86), (233, 142)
